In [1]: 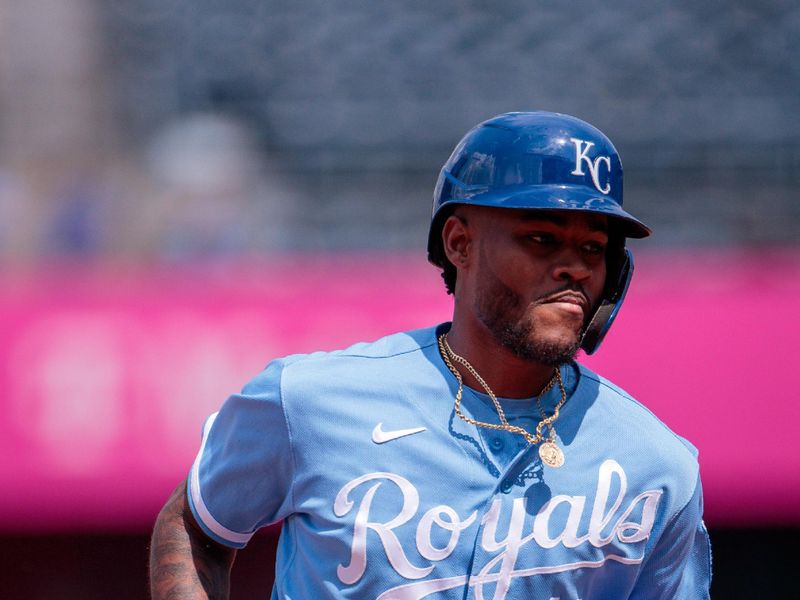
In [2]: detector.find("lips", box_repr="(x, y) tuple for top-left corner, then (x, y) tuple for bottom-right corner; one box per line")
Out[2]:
(543, 291), (588, 308)
(539, 291), (589, 314)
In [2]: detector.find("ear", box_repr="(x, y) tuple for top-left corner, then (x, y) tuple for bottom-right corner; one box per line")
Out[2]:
(441, 213), (472, 269)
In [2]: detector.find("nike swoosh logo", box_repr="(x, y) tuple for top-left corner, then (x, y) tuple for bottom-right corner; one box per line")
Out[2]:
(371, 423), (427, 444)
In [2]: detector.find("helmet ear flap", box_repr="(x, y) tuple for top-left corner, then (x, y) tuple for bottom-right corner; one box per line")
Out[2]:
(580, 247), (634, 355)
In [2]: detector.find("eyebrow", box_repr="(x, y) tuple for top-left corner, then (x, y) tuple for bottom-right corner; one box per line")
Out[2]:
(518, 212), (609, 233)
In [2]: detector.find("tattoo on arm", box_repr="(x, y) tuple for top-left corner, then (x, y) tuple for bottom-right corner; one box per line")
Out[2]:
(149, 481), (237, 600)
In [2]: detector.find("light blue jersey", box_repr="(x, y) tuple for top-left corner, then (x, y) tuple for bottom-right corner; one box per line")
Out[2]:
(188, 324), (711, 599)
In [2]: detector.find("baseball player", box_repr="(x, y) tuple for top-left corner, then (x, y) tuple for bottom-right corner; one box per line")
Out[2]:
(150, 112), (711, 599)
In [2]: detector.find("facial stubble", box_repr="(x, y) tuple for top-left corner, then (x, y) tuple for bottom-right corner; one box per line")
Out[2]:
(474, 268), (584, 366)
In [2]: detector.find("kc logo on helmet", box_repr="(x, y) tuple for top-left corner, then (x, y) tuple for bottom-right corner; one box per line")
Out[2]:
(570, 138), (611, 195)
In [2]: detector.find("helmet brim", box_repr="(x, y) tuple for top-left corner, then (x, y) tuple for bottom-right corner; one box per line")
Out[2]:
(457, 184), (650, 238)
(427, 184), (651, 266)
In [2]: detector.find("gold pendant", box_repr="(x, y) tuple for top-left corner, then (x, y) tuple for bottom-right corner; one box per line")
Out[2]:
(538, 441), (565, 468)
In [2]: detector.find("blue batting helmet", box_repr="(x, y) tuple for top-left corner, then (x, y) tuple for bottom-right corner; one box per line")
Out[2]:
(428, 111), (652, 354)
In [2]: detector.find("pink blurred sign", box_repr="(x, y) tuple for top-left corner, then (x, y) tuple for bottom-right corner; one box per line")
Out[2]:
(0, 251), (798, 531)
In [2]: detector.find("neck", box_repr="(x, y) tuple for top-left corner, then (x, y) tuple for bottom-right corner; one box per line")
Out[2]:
(445, 318), (559, 399)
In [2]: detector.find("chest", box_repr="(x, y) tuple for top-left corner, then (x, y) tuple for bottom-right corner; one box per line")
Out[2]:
(282, 394), (664, 599)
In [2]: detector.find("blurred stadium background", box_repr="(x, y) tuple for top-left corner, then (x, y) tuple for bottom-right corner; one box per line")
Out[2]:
(0, 0), (797, 598)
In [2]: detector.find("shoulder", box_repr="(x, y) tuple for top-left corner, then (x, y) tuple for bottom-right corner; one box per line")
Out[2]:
(574, 362), (701, 507)
(241, 325), (442, 395)
(236, 326), (447, 450)
(577, 362), (699, 456)
(311, 325), (440, 361)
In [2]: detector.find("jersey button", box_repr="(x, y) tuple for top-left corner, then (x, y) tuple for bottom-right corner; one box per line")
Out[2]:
(490, 437), (505, 451)
(500, 480), (513, 493)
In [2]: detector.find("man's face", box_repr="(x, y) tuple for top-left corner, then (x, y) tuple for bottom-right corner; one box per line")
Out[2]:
(460, 207), (609, 365)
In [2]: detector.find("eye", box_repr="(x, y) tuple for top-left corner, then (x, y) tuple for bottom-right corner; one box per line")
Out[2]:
(527, 233), (556, 245)
(582, 241), (607, 256)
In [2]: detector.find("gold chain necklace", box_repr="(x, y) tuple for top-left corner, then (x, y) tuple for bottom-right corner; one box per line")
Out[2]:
(438, 333), (567, 468)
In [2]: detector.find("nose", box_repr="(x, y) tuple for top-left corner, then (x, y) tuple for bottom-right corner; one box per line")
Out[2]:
(552, 248), (593, 283)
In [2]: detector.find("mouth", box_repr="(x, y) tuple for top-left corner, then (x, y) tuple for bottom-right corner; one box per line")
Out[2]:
(538, 291), (589, 317)
(542, 291), (589, 308)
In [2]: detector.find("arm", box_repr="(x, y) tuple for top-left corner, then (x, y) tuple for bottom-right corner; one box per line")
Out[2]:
(149, 481), (237, 600)
(152, 360), (294, 597)
(629, 475), (712, 599)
